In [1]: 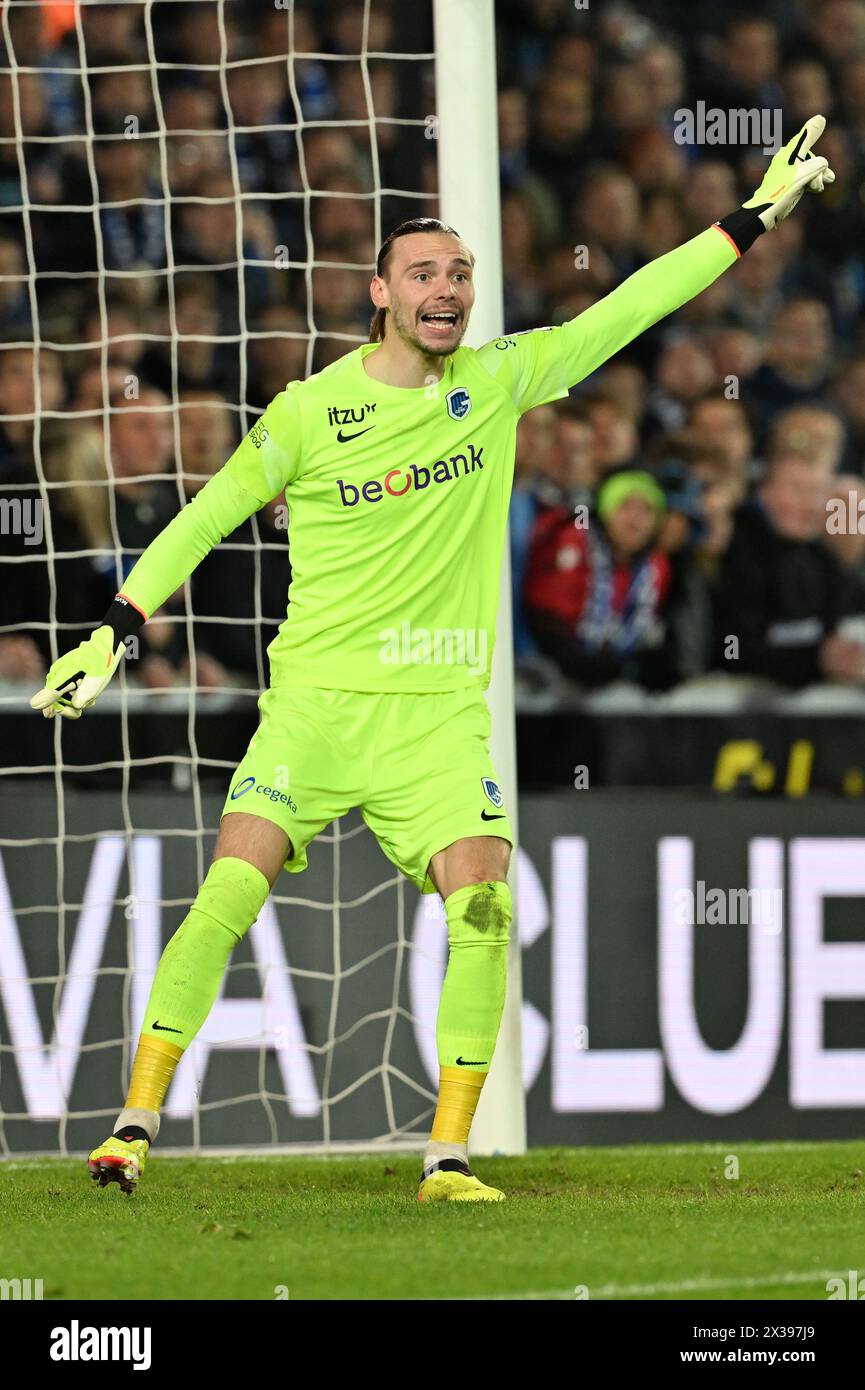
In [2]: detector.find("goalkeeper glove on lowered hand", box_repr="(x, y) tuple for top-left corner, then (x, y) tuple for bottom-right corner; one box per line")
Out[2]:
(744, 113), (835, 229)
(30, 624), (125, 720)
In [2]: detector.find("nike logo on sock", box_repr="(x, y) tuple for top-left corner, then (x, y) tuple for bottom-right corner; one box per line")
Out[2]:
(456, 1055), (487, 1066)
(151, 1020), (182, 1033)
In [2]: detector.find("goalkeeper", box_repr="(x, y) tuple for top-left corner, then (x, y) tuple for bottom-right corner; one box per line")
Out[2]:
(32, 118), (833, 1202)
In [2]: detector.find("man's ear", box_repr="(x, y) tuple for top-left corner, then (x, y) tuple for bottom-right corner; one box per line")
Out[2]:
(370, 274), (388, 310)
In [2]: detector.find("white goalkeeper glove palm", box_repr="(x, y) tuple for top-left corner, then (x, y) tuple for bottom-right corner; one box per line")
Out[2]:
(745, 113), (835, 230)
(30, 625), (125, 720)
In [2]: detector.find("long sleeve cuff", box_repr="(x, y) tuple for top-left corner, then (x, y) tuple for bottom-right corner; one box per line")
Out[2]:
(713, 207), (768, 257)
(102, 592), (148, 645)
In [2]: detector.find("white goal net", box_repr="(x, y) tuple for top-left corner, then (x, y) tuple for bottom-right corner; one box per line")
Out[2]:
(0, 0), (495, 1156)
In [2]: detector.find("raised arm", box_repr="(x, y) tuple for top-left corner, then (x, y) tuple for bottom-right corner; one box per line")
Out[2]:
(477, 116), (834, 415)
(30, 386), (301, 719)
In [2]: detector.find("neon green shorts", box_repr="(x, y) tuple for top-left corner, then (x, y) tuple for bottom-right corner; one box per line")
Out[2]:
(220, 685), (514, 894)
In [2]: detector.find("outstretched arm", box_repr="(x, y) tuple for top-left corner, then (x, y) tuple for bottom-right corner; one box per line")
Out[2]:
(477, 116), (834, 415)
(30, 386), (301, 719)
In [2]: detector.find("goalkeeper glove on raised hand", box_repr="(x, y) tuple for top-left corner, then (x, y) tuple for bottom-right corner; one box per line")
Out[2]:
(744, 113), (835, 229)
(30, 623), (126, 720)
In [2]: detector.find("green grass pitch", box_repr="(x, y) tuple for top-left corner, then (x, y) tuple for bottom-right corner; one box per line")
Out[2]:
(1, 1142), (863, 1301)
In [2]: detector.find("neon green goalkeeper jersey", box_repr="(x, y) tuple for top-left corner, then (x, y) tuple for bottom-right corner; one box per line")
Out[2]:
(118, 226), (739, 692)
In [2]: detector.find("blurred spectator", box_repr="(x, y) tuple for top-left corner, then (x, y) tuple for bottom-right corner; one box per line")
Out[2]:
(178, 390), (235, 494)
(809, 0), (865, 67)
(328, 0), (393, 55)
(745, 298), (834, 432)
(0, 419), (107, 678)
(5, 1), (865, 707)
(783, 60), (834, 131)
(80, 298), (146, 375)
(499, 88), (530, 189)
(728, 222), (797, 325)
(528, 71), (595, 219)
(523, 469), (683, 689)
(824, 473), (865, 583)
(332, 60), (400, 179)
(164, 86), (227, 198)
(0, 70), (58, 212)
(510, 402), (559, 657)
(0, 1), (78, 136)
(831, 357), (865, 469)
(247, 307), (310, 410)
(688, 397), (755, 499)
(91, 65), (154, 134)
(713, 456), (865, 687)
(593, 362), (648, 422)
(227, 61), (293, 196)
(311, 257), (370, 334)
(584, 395), (639, 476)
(574, 166), (641, 277)
(501, 191), (547, 328)
(108, 388), (177, 572)
(64, 2), (146, 68)
(0, 346), (63, 477)
(637, 41), (685, 123)
(255, 6), (332, 119)
(0, 236), (31, 332)
(174, 389), (289, 680)
(699, 15), (783, 116)
(639, 190), (688, 259)
(70, 363), (128, 423)
(648, 433), (718, 557)
(681, 162), (738, 238)
(706, 326), (762, 399)
(94, 126), (166, 272)
(643, 331), (716, 440)
(105, 387), (184, 686)
(139, 275), (235, 401)
(157, 1), (239, 78)
(178, 170), (274, 336)
(767, 404), (846, 479)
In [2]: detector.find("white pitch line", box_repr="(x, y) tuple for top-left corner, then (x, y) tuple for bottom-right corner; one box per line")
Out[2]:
(461, 1270), (839, 1301)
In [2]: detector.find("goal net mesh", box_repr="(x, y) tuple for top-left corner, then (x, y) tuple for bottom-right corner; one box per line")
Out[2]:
(0, 0), (454, 1155)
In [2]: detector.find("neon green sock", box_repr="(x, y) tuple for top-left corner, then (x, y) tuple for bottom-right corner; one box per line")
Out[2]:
(138, 856), (270, 1053)
(436, 880), (511, 1073)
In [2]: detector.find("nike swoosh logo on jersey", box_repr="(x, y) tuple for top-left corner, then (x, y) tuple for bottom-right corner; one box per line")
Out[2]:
(480, 809), (506, 821)
(337, 425), (375, 443)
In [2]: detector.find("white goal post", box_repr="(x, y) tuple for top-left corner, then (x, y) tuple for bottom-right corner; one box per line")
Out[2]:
(434, 0), (526, 1155)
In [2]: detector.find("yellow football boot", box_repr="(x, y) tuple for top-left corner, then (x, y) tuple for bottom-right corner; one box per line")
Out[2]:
(417, 1159), (505, 1203)
(88, 1134), (149, 1195)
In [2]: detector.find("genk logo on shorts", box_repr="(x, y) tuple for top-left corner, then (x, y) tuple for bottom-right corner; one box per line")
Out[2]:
(231, 776), (255, 800)
(481, 777), (503, 808)
(446, 387), (471, 421)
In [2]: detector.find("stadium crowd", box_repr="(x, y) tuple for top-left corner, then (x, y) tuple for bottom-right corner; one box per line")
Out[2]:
(3, 0), (865, 703)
